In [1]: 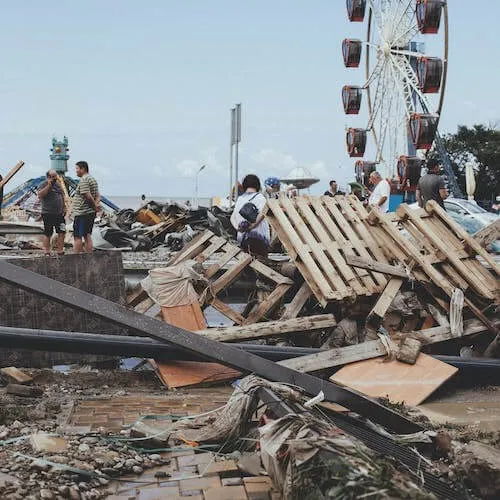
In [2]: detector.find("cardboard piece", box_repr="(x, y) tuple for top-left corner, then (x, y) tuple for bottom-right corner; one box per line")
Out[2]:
(330, 353), (457, 406)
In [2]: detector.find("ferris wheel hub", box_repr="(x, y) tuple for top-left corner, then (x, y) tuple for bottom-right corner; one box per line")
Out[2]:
(382, 42), (391, 56)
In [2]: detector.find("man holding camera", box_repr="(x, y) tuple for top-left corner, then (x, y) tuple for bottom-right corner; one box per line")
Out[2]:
(38, 169), (66, 256)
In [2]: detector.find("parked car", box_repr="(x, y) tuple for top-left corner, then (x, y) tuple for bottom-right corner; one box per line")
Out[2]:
(443, 198), (499, 226)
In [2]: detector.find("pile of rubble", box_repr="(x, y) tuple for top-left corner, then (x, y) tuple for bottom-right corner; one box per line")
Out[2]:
(0, 193), (499, 499)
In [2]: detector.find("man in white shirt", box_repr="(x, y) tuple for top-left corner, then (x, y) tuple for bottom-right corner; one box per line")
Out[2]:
(368, 171), (390, 212)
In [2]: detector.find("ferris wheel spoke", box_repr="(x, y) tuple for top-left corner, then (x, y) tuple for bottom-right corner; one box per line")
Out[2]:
(367, 60), (390, 130)
(368, 0), (388, 44)
(392, 0), (417, 36)
(398, 56), (435, 113)
(392, 19), (420, 47)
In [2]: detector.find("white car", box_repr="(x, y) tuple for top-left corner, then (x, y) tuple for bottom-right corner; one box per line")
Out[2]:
(443, 198), (498, 226)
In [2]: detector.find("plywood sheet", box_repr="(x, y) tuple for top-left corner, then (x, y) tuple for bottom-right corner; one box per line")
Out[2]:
(154, 302), (241, 388)
(330, 353), (457, 406)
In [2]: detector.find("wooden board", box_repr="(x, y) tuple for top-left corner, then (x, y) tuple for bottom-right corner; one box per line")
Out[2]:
(264, 195), (388, 305)
(153, 302), (241, 388)
(330, 353), (458, 406)
(0, 366), (32, 384)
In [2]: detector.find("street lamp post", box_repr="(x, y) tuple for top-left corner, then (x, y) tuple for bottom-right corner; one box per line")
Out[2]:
(194, 164), (206, 209)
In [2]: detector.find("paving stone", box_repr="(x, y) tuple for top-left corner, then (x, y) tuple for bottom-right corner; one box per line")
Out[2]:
(178, 476), (221, 492)
(177, 452), (214, 468)
(202, 459), (239, 476)
(243, 476), (273, 500)
(204, 485), (248, 500)
(137, 486), (180, 499)
(30, 433), (68, 453)
(0, 471), (21, 487)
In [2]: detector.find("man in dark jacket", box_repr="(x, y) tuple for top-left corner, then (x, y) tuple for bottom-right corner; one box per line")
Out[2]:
(416, 158), (448, 209)
(38, 169), (66, 255)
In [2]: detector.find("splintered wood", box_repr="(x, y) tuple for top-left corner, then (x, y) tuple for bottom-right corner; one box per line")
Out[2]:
(264, 196), (389, 305)
(169, 230), (293, 324)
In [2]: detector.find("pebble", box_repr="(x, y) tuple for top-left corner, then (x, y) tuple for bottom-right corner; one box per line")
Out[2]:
(40, 489), (54, 499)
(78, 444), (90, 453)
(58, 485), (69, 496)
(149, 454), (161, 461)
(132, 465), (143, 474)
(68, 487), (80, 500)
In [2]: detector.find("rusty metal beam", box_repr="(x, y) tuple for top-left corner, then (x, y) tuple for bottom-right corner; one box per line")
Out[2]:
(0, 260), (421, 434)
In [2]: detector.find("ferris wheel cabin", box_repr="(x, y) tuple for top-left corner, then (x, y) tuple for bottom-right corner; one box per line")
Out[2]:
(416, 0), (444, 34)
(346, 128), (367, 157)
(409, 113), (438, 150)
(342, 86), (363, 114)
(417, 57), (443, 93)
(355, 160), (377, 187)
(342, 39), (362, 68)
(397, 156), (423, 191)
(346, 0), (366, 22)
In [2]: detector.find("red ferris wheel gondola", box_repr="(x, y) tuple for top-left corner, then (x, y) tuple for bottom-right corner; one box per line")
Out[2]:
(409, 113), (437, 150)
(417, 57), (443, 93)
(346, 0), (366, 22)
(342, 86), (363, 114)
(342, 39), (362, 68)
(346, 128), (367, 157)
(355, 160), (376, 187)
(416, 0), (444, 34)
(397, 156), (423, 191)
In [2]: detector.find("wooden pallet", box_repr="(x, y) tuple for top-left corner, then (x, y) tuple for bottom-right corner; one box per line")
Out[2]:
(264, 196), (389, 306)
(169, 230), (293, 325)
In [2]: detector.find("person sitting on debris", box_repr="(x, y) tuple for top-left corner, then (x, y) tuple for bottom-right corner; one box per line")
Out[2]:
(264, 177), (281, 199)
(231, 174), (270, 258)
(416, 158), (448, 209)
(72, 161), (100, 253)
(37, 169), (66, 256)
(368, 171), (390, 212)
(324, 180), (345, 197)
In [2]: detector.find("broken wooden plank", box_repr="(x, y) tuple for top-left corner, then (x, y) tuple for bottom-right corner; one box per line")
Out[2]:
(196, 314), (337, 342)
(425, 200), (500, 275)
(281, 282), (313, 320)
(367, 278), (404, 326)
(0, 161), (25, 190)
(0, 367), (32, 384)
(330, 354), (457, 406)
(474, 219), (500, 249)
(344, 254), (408, 279)
(279, 319), (494, 373)
(6, 383), (43, 397)
(242, 283), (291, 325)
(248, 259), (294, 286)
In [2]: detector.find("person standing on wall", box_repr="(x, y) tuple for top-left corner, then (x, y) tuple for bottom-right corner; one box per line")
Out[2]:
(368, 171), (390, 212)
(72, 161), (100, 253)
(37, 169), (66, 256)
(416, 158), (448, 209)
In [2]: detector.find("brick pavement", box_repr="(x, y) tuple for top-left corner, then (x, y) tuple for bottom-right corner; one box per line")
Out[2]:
(70, 388), (278, 499)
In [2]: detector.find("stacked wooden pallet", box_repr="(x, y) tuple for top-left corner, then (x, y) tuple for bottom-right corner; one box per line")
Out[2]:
(264, 196), (389, 306)
(169, 230), (294, 325)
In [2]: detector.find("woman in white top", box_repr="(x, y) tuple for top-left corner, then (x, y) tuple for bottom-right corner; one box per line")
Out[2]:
(230, 174), (271, 258)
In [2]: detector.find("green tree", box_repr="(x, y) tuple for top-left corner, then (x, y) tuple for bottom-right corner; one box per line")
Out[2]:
(439, 124), (500, 203)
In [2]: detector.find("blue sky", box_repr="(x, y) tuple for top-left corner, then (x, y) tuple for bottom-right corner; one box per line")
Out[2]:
(0, 1), (498, 199)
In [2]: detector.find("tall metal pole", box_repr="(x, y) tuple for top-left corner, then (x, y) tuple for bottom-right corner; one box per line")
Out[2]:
(229, 107), (236, 206)
(234, 103), (241, 201)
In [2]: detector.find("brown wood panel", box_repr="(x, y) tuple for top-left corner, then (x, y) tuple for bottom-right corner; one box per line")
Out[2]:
(330, 354), (458, 406)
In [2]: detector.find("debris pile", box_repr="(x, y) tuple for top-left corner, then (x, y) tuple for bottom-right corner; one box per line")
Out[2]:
(0, 194), (499, 499)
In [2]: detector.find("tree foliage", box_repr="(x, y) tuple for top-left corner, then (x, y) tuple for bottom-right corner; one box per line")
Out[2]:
(439, 124), (500, 202)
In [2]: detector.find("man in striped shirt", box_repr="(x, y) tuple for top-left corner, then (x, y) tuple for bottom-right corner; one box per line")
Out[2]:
(72, 161), (100, 253)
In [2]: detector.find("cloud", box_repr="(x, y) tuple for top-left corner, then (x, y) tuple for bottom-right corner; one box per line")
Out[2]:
(175, 159), (199, 178)
(252, 148), (298, 173)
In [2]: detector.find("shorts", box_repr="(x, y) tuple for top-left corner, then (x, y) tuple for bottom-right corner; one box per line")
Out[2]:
(73, 214), (96, 238)
(42, 213), (66, 237)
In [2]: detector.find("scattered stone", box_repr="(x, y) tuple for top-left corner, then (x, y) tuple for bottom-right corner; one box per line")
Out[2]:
(132, 465), (143, 474)
(77, 443), (90, 453)
(39, 489), (54, 500)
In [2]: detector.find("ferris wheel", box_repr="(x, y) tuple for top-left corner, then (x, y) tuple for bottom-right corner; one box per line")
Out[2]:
(342, 0), (449, 193)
